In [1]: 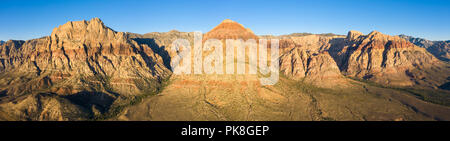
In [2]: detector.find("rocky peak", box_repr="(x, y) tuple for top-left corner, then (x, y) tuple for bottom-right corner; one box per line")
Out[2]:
(366, 30), (394, 41)
(1, 18), (170, 98)
(368, 30), (381, 35)
(221, 19), (236, 23)
(336, 30), (447, 87)
(50, 18), (125, 43)
(347, 30), (415, 50)
(2, 40), (25, 47)
(168, 30), (180, 33)
(346, 30), (363, 40)
(347, 30), (392, 41)
(204, 19), (258, 40)
(0, 40), (25, 58)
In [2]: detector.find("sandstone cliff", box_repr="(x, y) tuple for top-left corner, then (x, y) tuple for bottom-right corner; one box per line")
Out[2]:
(0, 18), (170, 120)
(332, 31), (449, 87)
(280, 48), (344, 87)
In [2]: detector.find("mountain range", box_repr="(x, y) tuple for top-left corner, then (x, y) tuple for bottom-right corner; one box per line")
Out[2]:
(399, 35), (450, 62)
(0, 18), (449, 121)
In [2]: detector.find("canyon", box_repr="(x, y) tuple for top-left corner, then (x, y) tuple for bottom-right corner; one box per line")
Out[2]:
(0, 18), (449, 121)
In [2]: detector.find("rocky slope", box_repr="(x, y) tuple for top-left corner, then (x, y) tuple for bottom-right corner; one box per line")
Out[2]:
(399, 35), (450, 62)
(276, 35), (347, 87)
(0, 18), (170, 120)
(276, 31), (449, 88)
(118, 20), (450, 121)
(259, 32), (348, 87)
(331, 31), (449, 88)
(279, 49), (345, 87)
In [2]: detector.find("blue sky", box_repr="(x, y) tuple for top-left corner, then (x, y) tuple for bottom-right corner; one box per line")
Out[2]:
(0, 0), (449, 41)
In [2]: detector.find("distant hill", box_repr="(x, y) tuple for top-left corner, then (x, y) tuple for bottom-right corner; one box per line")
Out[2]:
(399, 35), (449, 62)
(284, 32), (342, 37)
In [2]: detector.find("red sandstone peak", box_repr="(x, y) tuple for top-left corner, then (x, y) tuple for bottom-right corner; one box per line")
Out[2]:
(204, 19), (258, 40)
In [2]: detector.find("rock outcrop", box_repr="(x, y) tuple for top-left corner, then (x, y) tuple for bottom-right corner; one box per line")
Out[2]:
(400, 35), (450, 62)
(273, 34), (346, 86)
(277, 34), (346, 53)
(277, 30), (449, 88)
(280, 48), (344, 87)
(0, 18), (170, 120)
(333, 31), (449, 87)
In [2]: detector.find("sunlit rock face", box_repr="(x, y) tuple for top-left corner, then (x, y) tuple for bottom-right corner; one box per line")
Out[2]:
(1, 18), (170, 96)
(0, 18), (171, 120)
(333, 31), (449, 87)
(280, 48), (345, 87)
(204, 19), (258, 40)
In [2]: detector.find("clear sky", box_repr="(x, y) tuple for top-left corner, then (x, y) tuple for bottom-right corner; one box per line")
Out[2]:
(0, 0), (449, 41)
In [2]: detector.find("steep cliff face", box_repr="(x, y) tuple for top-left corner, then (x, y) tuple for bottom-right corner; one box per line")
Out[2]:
(268, 33), (346, 87)
(1, 18), (169, 94)
(279, 31), (449, 88)
(279, 34), (346, 53)
(333, 31), (449, 87)
(280, 48), (344, 87)
(0, 18), (170, 120)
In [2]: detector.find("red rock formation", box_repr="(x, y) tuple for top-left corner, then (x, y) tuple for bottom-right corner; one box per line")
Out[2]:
(0, 18), (172, 120)
(279, 45), (345, 87)
(337, 30), (449, 87)
(204, 19), (258, 40)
